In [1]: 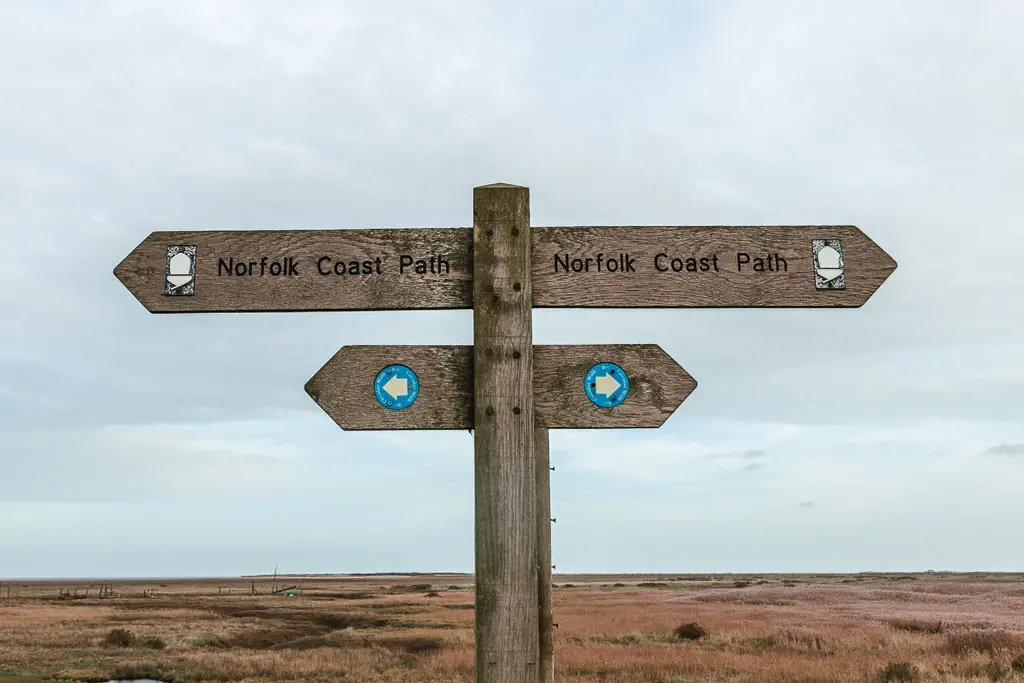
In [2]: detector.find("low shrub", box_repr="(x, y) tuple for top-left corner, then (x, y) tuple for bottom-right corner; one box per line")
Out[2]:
(985, 661), (1009, 682)
(1012, 652), (1024, 673)
(888, 619), (943, 634)
(942, 630), (1018, 656)
(104, 628), (136, 648)
(381, 635), (446, 654)
(140, 635), (166, 650)
(672, 622), (707, 641)
(108, 664), (174, 682)
(876, 662), (918, 682)
(745, 635), (779, 651)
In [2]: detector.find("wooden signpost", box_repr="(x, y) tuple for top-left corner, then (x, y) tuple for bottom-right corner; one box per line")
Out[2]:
(115, 183), (897, 683)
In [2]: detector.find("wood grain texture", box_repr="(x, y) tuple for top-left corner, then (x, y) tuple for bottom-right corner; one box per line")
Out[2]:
(472, 184), (539, 683)
(534, 345), (696, 429)
(535, 427), (554, 683)
(115, 225), (895, 312)
(113, 228), (473, 313)
(305, 344), (697, 430)
(304, 346), (471, 430)
(531, 225), (896, 308)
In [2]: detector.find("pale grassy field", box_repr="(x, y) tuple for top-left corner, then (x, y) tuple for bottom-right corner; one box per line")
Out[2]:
(1, 573), (1023, 682)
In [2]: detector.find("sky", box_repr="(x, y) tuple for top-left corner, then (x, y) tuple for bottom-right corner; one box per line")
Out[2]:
(1, 0), (1022, 578)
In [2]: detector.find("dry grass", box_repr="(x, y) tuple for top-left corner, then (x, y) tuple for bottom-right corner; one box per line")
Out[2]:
(0, 573), (1023, 681)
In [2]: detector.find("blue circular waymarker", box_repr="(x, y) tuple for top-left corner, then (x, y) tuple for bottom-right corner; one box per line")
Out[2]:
(374, 365), (420, 410)
(584, 362), (630, 409)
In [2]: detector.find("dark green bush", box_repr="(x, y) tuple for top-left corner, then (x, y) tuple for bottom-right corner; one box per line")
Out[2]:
(672, 622), (707, 641)
(876, 662), (918, 682)
(985, 661), (1009, 682)
(104, 628), (136, 648)
(888, 618), (943, 634)
(140, 635), (166, 650)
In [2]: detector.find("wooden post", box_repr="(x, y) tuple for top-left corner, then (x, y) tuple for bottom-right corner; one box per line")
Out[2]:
(473, 183), (539, 682)
(536, 427), (554, 683)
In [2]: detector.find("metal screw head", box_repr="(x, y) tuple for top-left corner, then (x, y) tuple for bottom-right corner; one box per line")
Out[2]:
(513, 282), (521, 291)
(513, 406), (521, 415)
(512, 350), (521, 359)
(485, 406), (495, 416)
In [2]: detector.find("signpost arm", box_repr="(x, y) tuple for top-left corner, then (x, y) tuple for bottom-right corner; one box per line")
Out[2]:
(536, 426), (554, 683)
(473, 183), (539, 682)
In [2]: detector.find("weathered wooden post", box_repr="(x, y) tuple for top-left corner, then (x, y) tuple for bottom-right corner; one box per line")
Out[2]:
(536, 427), (554, 683)
(472, 183), (539, 682)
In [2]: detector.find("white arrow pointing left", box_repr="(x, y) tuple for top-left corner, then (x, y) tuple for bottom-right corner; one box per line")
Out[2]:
(383, 375), (408, 399)
(594, 373), (621, 398)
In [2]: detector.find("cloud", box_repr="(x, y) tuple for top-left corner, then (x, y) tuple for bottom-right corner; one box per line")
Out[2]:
(1, 415), (474, 503)
(705, 448), (766, 460)
(798, 501), (816, 509)
(983, 443), (1024, 457)
(1, 0), (1022, 575)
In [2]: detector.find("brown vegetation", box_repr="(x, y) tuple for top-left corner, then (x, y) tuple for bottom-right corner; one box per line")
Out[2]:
(0, 572), (1023, 682)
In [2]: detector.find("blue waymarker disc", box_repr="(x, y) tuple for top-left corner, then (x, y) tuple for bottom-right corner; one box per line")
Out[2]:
(584, 362), (629, 408)
(374, 365), (420, 410)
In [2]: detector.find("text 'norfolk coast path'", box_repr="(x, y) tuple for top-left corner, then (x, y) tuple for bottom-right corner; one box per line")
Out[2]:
(114, 225), (896, 312)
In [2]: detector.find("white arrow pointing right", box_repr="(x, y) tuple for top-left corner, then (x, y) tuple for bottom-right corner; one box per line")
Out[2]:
(594, 372), (621, 399)
(383, 375), (408, 399)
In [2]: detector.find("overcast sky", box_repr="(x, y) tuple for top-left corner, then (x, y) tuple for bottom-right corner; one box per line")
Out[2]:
(2, 0), (1022, 578)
